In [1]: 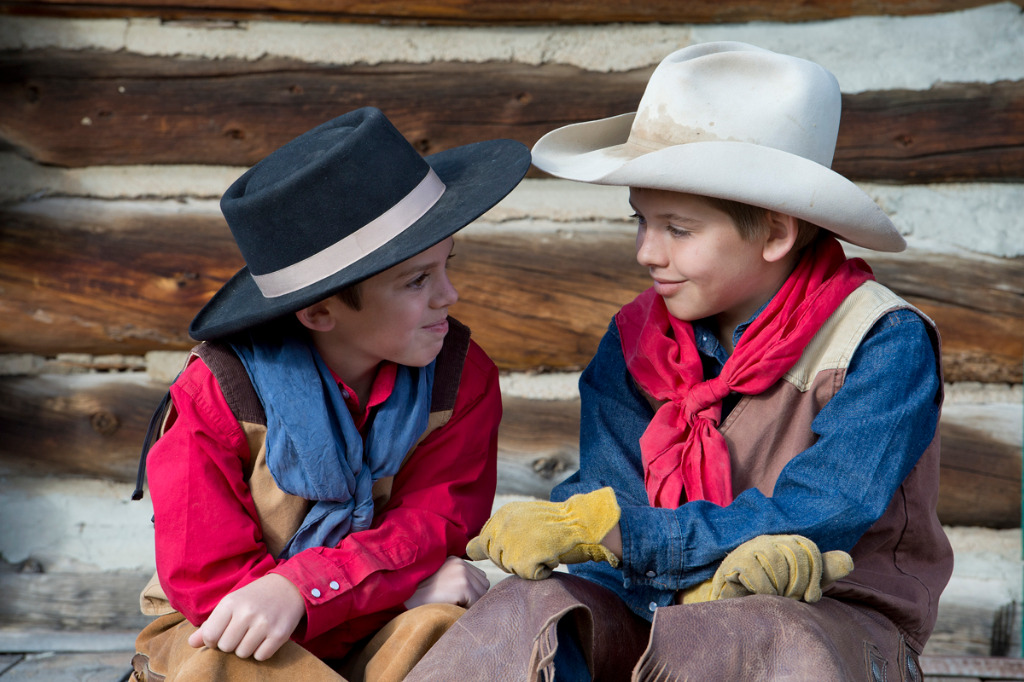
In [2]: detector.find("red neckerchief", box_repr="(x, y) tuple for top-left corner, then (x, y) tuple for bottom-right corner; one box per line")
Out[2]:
(615, 235), (874, 508)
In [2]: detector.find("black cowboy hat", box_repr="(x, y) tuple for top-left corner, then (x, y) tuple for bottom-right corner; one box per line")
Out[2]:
(190, 107), (530, 340)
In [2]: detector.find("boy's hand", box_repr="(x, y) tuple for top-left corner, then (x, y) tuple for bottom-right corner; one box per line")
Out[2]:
(187, 573), (306, 661)
(404, 555), (490, 610)
(466, 487), (621, 580)
(680, 534), (854, 605)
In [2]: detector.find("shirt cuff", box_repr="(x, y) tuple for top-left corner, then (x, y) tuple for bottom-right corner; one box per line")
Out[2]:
(618, 503), (712, 591)
(270, 549), (354, 641)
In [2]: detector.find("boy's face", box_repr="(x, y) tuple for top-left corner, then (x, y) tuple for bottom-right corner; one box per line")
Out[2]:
(629, 187), (785, 334)
(315, 238), (458, 371)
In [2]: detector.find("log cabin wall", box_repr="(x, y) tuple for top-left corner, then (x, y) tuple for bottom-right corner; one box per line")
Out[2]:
(0, 0), (1021, 654)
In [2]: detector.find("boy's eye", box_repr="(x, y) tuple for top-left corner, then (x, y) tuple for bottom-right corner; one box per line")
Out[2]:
(667, 225), (692, 238)
(629, 212), (646, 225)
(409, 273), (429, 288)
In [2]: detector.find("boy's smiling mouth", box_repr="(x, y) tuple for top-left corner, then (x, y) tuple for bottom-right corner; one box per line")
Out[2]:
(652, 277), (685, 296)
(423, 317), (450, 333)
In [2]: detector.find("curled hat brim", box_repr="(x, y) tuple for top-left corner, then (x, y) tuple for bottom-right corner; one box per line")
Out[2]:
(190, 137), (530, 341)
(532, 112), (905, 253)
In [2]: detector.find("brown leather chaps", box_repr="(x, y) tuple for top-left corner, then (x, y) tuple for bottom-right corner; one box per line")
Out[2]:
(405, 573), (923, 682)
(131, 603), (466, 682)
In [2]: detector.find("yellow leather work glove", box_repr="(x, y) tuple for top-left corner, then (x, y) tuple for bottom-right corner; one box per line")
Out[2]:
(680, 534), (854, 605)
(466, 487), (621, 580)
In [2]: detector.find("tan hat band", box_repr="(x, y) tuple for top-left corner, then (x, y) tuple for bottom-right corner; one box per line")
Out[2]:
(251, 169), (446, 298)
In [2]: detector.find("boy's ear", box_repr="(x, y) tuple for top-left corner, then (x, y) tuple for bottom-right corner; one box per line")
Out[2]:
(295, 299), (336, 332)
(762, 212), (800, 263)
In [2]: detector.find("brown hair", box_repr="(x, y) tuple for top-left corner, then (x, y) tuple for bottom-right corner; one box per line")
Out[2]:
(702, 196), (820, 251)
(335, 282), (362, 311)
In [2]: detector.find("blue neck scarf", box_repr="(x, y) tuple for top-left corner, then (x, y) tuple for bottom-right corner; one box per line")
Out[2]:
(231, 329), (434, 559)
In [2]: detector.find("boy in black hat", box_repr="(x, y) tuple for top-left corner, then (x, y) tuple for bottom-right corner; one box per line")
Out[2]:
(130, 108), (530, 681)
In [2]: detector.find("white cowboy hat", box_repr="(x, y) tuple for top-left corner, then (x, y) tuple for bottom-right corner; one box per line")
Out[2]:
(531, 41), (904, 252)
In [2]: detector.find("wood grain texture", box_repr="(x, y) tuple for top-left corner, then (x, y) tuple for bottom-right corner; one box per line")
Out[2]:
(861, 249), (1024, 384)
(0, 374), (1018, 527)
(0, 201), (239, 355)
(0, 650), (135, 680)
(0, 0), (1012, 25)
(938, 418), (1022, 528)
(2, 50), (1023, 182)
(1, 200), (1020, 382)
(837, 81), (1024, 183)
(0, 52), (647, 169)
(0, 571), (152, 631)
(0, 373), (163, 482)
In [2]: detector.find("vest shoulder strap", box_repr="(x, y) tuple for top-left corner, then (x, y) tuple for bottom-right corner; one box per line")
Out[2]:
(431, 316), (471, 415)
(194, 341), (266, 425)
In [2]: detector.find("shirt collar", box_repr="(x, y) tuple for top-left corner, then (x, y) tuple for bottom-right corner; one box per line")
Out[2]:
(329, 362), (399, 431)
(692, 298), (773, 364)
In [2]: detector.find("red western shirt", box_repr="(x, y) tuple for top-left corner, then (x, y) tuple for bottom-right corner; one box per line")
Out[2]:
(147, 340), (500, 658)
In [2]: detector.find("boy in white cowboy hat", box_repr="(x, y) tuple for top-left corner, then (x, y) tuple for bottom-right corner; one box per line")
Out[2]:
(129, 107), (530, 681)
(407, 42), (951, 680)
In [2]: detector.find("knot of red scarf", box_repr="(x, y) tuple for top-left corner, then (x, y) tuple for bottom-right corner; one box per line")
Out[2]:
(615, 235), (874, 509)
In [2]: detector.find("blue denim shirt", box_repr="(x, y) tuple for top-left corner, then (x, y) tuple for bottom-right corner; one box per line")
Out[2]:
(551, 302), (942, 622)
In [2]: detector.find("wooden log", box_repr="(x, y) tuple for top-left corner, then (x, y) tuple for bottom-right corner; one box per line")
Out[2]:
(0, 201), (238, 355)
(452, 231), (648, 372)
(0, 651), (136, 679)
(921, 654), (1024, 678)
(0, 373), (164, 483)
(1, 200), (1021, 382)
(1, 374), (1019, 527)
(936, 403), (1023, 528)
(496, 396), (581, 498)
(859, 248), (1024, 385)
(2, 49), (1023, 182)
(0, 655), (20, 674)
(0, 52), (651, 169)
(0, 571), (153, 631)
(924, 603), (1022, 659)
(837, 81), (1024, 183)
(0, 0), (1010, 25)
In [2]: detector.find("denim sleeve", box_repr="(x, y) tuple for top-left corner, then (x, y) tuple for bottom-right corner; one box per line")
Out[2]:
(554, 310), (941, 612)
(551, 321), (682, 618)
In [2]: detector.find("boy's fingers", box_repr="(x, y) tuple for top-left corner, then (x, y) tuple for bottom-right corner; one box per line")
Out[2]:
(214, 619), (247, 654)
(821, 550), (855, 588)
(189, 610), (229, 650)
(468, 565), (490, 594)
(465, 536), (488, 562)
(187, 628), (206, 649)
(251, 630), (289, 662)
(462, 583), (487, 608)
(233, 627), (265, 660)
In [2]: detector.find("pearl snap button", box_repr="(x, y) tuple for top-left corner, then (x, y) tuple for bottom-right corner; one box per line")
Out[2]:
(648, 601), (658, 612)
(311, 588), (321, 598)
(646, 570), (656, 578)
(329, 581), (340, 590)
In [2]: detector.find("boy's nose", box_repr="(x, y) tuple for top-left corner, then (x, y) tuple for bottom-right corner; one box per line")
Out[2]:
(635, 228), (665, 268)
(434, 271), (459, 308)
